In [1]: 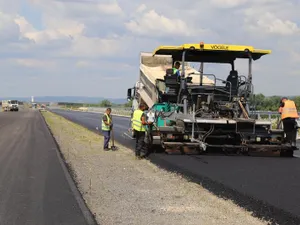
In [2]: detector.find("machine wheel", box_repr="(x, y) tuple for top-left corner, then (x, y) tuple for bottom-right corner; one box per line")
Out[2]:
(280, 150), (294, 157)
(149, 145), (164, 154)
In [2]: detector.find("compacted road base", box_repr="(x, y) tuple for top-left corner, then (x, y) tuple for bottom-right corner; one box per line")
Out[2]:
(0, 109), (92, 225)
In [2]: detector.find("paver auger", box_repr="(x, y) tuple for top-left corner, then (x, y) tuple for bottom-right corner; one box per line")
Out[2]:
(127, 42), (297, 157)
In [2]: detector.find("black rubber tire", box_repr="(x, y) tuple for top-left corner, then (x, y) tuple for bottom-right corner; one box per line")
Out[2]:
(280, 150), (294, 157)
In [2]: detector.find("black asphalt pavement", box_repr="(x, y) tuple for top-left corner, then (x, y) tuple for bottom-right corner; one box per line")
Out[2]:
(51, 108), (300, 225)
(0, 109), (92, 225)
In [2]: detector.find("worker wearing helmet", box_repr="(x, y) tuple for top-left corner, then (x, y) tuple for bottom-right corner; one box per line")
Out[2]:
(173, 61), (181, 76)
(279, 97), (299, 148)
(131, 103), (152, 159)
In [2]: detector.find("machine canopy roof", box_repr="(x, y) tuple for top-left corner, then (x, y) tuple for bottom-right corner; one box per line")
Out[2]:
(152, 43), (271, 63)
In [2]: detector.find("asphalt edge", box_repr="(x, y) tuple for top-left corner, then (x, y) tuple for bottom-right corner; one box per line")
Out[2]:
(49, 110), (127, 145)
(38, 110), (98, 225)
(149, 155), (300, 225)
(48, 109), (300, 225)
(58, 108), (131, 118)
(85, 110), (130, 118)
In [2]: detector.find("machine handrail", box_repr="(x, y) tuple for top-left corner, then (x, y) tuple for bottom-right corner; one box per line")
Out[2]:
(186, 72), (217, 86)
(200, 73), (216, 86)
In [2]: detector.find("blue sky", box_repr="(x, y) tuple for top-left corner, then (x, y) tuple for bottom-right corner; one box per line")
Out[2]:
(0, 0), (299, 98)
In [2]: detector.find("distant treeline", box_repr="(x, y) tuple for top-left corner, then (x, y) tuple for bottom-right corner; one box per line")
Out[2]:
(250, 94), (300, 111)
(58, 99), (132, 108)
(58, 94), (300, 112)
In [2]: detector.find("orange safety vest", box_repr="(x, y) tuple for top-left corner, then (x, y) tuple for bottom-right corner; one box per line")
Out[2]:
(281, 100), (299, 119)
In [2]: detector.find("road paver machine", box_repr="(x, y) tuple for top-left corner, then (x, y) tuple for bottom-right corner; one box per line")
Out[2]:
(127, 42), (297, 157)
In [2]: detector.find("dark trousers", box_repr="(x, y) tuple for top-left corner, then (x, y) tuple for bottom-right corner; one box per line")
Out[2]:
(103, 130), (110, 148)
(282, 118), (297, 145)
(135, 130), (147, 156)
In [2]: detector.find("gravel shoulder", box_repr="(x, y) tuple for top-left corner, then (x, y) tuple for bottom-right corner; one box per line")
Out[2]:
(42, 110), (270, 225)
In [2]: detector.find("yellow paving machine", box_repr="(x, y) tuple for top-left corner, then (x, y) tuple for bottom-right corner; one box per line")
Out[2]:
(127, 42), (297, 157)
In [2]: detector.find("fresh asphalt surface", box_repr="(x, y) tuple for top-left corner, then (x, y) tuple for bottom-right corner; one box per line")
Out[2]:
(0, 109), (91, 225)
(51, 108), (300, 225)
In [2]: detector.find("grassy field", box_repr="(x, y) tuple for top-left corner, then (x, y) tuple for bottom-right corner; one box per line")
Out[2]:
(60, 105), (131, 117)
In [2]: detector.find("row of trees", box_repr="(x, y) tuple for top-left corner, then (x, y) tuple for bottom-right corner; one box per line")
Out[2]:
(58, 99), (132, 108)
(98, 99), (132, 108)
(101, 95), (300, 111)
(250, 94), (300, 111)
(60, 94), (300, 111)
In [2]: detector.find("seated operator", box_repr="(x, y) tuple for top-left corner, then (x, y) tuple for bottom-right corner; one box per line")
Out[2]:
(172, 61), (181, 77)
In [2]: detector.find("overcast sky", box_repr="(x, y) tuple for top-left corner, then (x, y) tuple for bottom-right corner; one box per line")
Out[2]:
(0, 0), (299, 98)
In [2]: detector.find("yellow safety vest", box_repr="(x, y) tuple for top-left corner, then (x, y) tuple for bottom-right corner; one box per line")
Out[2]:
(131, 109), (146, 132)
(102, 113), (111, 131)
(281, 100), (299, 119)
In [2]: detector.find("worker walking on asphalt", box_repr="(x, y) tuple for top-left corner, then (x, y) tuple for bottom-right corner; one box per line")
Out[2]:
(278, 97), (299, 148)
(131, 103), (152, 159)
(102, 108), (113, 151)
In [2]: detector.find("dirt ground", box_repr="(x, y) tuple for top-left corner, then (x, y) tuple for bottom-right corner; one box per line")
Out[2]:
(42, 111), (270, 225)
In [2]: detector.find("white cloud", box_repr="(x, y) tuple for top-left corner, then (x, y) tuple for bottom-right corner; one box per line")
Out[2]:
(289, 51), (300, 63)
(62, 36), (121, 57)
(15, 58), (56, 68)
(30, 0), (124, 20)
(0, 12), (20, 41)
(43, 17), (85, 37)
(97, 2), (123, 15)
(210, 0), (248, 8)
(14, 16), (35, 34)
(240, 0), (300, 36)
(76, 60), (91, 68)
(0, 0), (300, 98)
(15, 16), (85, 44)
(125, 5), (210, 37)
(244, 11), (300, 36)
(136, 4), (146, 13)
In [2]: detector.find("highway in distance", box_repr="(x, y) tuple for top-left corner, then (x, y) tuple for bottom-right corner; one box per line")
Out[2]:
(51, 108), (300, 225)
(0, 109), (92, 225)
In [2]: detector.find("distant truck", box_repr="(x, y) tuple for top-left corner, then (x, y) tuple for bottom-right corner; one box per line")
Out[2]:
(31, 103), (37, 109)
(2, 100), (19, 111)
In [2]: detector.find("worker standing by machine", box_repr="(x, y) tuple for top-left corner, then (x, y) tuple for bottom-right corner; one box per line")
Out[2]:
(279, 97), (299, 148)
(102, 108), (113, 151)
(131, 103), (152, 159)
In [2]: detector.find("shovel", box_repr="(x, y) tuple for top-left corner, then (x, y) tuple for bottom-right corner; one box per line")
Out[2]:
(110, 126), (118, 151)
(95, 126), (117, 150)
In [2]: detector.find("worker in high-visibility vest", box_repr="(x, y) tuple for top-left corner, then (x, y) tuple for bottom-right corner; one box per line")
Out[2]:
(131, 103), (152, 159)
(279, 97), (299, 147)
(172, 61), (181, 77)
(102, 108), (113, 150)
